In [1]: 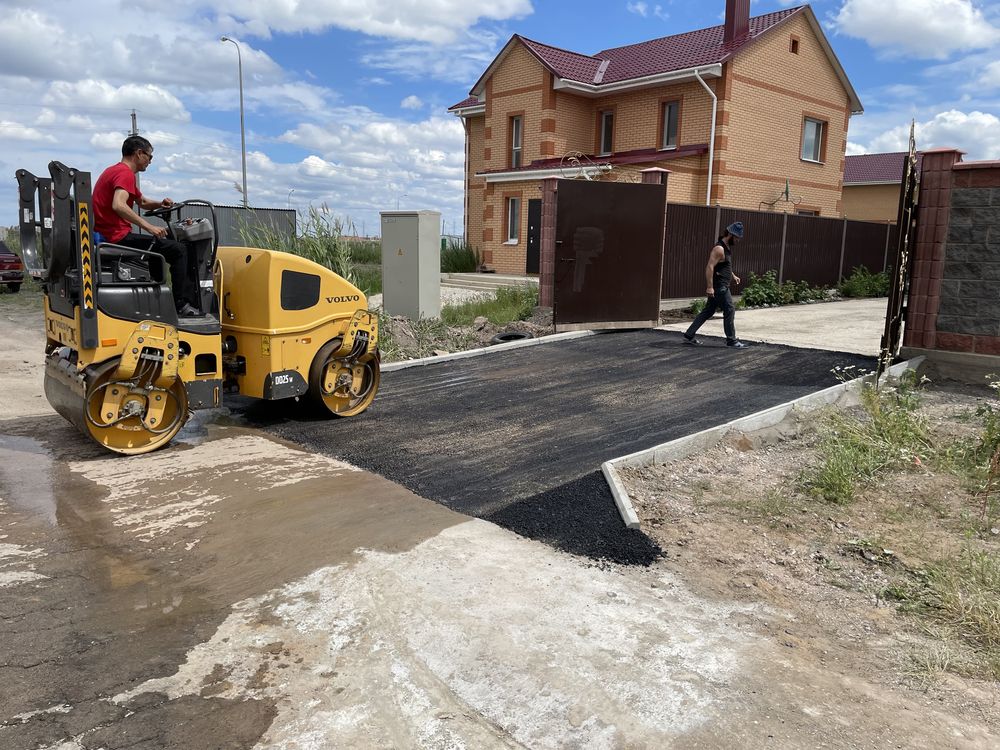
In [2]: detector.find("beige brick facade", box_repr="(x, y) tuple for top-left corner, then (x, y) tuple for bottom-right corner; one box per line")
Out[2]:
(842, 184), (900, 222)
(457, 12), (856, 274)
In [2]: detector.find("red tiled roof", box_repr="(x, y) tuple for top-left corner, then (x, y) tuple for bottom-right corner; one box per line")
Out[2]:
(452, 4), (861, 114)
(476, 144), (709, 175)
(448, 96), (481, 111)
(594, 8), (802, 83)
(844, 152), (924, 184)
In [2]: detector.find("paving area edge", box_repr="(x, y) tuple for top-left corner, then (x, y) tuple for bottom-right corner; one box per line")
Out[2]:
(602, 356), (926, 530)
(381, 330), (597, 371)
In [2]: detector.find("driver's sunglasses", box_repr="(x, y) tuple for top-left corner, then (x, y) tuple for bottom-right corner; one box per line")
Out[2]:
(141, 150), (153, 162)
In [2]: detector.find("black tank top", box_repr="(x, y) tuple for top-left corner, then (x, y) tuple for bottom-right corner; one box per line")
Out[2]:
(713, 238), (732, 284)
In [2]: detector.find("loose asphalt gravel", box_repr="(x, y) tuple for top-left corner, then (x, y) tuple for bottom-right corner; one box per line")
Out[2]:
(241, 329), (875, 565)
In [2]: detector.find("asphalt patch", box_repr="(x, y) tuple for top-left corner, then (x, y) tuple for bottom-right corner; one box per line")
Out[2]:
(255, 329), (875, 565)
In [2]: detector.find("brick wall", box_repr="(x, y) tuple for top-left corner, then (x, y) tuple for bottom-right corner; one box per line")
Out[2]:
(842, 184), (899, 222)
(458, 15), (857, 272)
(904, 149), (1000, 362)
(724, 13), (851, 216)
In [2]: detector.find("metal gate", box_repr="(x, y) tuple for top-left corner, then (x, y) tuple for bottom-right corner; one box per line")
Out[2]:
(553, 180), (666, 331)
(878, 126), (919, 378)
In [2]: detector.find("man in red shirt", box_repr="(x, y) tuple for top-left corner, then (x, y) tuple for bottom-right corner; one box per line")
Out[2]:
(92, 136), (198, 316)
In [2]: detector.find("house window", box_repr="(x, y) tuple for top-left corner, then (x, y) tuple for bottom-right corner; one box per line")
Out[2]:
(661, 101), (679, 149)
(599, 110), (614, 155)
(510, 116), (522, 168)
(790, 36), (799, 54)
(796, 209), (818, 216)
(801, 117), (825, 162)
(506, 197), (521, 242)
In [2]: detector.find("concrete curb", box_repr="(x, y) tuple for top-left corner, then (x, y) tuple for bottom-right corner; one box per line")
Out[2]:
(602, 356), (925, 529)
(382, 330), (597, 372)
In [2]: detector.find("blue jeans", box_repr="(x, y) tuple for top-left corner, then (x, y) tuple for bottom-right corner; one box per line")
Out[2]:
(685, 284), (737, 343)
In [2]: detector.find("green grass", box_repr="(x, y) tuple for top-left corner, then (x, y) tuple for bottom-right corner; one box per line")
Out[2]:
(440, 285), (538, 326)
(895, 548), (1000, 679)
(800, 373), (932, 504)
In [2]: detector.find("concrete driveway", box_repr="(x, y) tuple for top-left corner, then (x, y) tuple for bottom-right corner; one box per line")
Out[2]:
(659, 297), (888, 354)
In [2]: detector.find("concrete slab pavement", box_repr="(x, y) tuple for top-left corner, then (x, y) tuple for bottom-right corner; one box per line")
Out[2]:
(659, 297), (889, 355)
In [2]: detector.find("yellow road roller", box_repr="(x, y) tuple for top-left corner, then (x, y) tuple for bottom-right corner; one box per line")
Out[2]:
(16, 161), (380, 454)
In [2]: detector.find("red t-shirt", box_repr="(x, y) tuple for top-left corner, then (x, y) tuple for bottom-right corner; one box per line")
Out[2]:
(93, 162), (141, 242)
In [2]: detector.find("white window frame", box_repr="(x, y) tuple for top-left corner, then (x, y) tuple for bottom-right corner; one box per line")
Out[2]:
(510, 116), (522, 169)
(661, 101), (679, 150)
(506, 197), (521, 243)
(801, 117), (824, 163)
(599, 110), (614, 156)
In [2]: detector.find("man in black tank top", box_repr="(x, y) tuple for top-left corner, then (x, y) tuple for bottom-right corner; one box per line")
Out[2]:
(683, 221), (749, 348)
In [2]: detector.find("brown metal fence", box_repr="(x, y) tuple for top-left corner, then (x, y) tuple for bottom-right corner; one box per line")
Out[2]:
(662, 202), (894, 298)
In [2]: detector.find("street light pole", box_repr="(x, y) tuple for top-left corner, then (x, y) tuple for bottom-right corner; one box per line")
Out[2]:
(220, 36), (248, 208)
(396, 193), (407, 210)
(287, 188), (295, 209)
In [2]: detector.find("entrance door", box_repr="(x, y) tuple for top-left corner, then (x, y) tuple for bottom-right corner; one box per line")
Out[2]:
(552, 180), (665, 331)
(526, 198), (541, 274)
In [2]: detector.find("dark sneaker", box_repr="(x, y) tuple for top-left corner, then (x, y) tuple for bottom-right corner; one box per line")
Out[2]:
(727, 340), (749, 349)
(177, 303), (200, 317)
(682, 335), (702, 346)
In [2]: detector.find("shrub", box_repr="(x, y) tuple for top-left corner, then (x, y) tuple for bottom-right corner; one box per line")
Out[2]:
(441, 239), (481, 274)
(740, 270), (827, 308)
(839, 266), (889, 298)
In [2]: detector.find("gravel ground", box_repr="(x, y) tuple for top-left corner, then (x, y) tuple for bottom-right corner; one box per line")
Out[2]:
(367, 286), (491, 311)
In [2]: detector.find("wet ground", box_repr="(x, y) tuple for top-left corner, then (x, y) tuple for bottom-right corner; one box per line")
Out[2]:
(251, 329), (874, 563)
(3, 302), (996, 749)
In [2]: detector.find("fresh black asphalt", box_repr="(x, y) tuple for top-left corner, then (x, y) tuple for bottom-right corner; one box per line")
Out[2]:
(245, 329), (874, 565)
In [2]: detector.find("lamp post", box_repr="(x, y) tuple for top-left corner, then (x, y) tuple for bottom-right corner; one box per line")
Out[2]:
(287, 188), (295, 209)
(220, 36), (248, 208)
(396, 193), (407, 210)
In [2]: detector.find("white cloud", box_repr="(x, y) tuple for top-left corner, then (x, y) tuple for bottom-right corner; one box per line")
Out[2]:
(627, 2), (649, 17)
(846, 141), (868, 155)
(213, 0), (533, 44)
(360, 30), (503, 84)
(977, 60), (1000, 89)
(401, 95), (424, 110)
(831, 0), (1000, 59)
(860, 110), (1000, 160)
(42, 80), (190, 122)
(0, 121), (56, 143)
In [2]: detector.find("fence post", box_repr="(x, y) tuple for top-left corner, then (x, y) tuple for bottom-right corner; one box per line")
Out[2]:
(838, 218), (847, 283)
(882, 222), (891, 273)
(778, 212), (788, 284)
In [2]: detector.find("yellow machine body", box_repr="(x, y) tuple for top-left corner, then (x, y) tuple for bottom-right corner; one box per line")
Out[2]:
(19, 161), (379, 456)
(216, 246), (379, 405)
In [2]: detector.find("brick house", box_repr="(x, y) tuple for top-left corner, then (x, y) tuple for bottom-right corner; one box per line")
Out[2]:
(843, 151), (924, 223)
(449, 1), (862, 274)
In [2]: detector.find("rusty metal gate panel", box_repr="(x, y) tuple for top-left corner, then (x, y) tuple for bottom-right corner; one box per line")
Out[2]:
(553, 180), (665, 330)
(879, 126), (919, 377)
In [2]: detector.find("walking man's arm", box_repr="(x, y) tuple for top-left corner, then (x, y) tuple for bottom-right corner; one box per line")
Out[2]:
(705, 245), (724, 296)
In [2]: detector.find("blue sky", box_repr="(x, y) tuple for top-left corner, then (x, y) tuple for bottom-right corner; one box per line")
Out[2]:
(1, 0), (998, 239)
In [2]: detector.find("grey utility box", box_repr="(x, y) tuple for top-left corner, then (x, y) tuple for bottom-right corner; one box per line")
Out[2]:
(380, 210), (441, 319)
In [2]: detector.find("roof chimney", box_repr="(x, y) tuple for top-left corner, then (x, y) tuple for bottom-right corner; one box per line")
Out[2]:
(724, 0), (750, 44)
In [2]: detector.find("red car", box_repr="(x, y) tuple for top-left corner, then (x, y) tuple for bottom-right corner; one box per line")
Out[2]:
(0, 241), (25, 292)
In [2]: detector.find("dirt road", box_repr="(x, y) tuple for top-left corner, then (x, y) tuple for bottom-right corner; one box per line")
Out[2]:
(1, 295), (996, 749)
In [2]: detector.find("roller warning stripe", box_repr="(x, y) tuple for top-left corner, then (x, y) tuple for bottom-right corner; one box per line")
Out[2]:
(78, 202), (93, 310)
